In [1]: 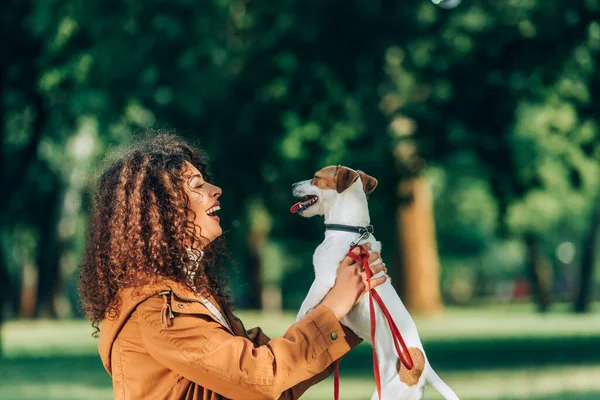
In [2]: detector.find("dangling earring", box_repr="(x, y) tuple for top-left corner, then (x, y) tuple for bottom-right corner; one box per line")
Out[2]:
(184, 246), (204, 266)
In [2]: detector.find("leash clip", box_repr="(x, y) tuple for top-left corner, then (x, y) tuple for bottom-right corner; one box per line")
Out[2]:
(350, 228), (371, 247)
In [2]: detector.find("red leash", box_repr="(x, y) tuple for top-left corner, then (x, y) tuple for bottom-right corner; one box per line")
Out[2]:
(334, 244), (414, 400)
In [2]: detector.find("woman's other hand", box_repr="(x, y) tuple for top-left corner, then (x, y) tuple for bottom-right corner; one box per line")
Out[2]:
(321, 244), (388, 320)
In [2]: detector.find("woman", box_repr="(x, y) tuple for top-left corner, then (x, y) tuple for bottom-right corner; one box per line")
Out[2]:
(79, 133), (387, 400)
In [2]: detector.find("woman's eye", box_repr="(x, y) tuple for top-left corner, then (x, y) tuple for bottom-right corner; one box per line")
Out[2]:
(196, 183), (205, 189)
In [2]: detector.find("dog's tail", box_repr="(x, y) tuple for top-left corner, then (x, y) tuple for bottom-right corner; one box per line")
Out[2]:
(426, 367), (459, 400)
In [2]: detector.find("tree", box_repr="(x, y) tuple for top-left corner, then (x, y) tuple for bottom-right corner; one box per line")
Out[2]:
(0, 0), (53, 325)
(3, 0), (599, 332)
(382, 0), (600, 311)
(575, 196), (600, 312)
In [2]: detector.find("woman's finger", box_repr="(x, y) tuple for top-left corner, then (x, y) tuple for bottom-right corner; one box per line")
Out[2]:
(360, 274), (388, 295)
(353, 260), (364, 272)
(368, 251), (381, 266)
(340, 248), (362, 267)
(369, 275), (389, 290)
(369, 262), (386, 275)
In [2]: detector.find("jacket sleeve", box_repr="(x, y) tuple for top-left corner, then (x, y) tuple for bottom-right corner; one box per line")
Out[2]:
(137, 300), (352, 400)
(247, 324), (364, 399)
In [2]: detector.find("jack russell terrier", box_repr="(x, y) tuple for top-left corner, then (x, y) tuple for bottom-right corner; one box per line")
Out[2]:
(291, 165), (459, 400)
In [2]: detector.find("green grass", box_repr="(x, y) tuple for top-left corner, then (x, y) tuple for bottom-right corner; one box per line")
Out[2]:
(1, 303), (600, 400)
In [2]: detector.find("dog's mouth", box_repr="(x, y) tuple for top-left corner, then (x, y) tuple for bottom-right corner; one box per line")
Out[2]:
(290, 195), (319, 214)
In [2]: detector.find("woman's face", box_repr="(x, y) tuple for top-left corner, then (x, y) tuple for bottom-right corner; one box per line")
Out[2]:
(182, 161), (223, 245)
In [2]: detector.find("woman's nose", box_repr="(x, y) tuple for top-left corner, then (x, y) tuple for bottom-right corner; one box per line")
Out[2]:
(212, 185), (222, 198)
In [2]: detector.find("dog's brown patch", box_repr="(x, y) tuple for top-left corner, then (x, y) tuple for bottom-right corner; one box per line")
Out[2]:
(312, 165), (361, 193)
(335, 165), (360, 193)
(357, 170), (378, 195)
(312, 166), (338, 191)
(397, 348), (425, 386)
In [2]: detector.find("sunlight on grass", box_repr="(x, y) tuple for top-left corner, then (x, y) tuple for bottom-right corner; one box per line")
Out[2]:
(236, 302), (600, 339)
(0, 384), (112, 400)
(2, 319), (99, 358)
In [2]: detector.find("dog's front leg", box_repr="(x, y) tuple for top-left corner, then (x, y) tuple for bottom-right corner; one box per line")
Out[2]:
(296, 279), (333, 322)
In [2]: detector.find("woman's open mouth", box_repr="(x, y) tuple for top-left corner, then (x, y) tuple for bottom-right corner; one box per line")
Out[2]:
(290, 195), (319, 214)
(206, 205), (221, 222)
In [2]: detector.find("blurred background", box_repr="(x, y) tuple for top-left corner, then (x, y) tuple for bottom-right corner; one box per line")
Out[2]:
(1, 0), (600, 399)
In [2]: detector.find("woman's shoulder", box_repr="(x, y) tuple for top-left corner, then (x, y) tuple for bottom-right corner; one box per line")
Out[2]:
(106, 279), (196, 321)
(123, 279), (196, 301)
(130, 279), (230, 329)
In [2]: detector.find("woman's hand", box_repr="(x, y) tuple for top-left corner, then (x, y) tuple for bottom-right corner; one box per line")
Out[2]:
(321, 244), (388, 320)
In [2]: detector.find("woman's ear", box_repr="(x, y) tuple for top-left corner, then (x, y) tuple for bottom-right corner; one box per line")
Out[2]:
(357, 170), (378, 195)
(335, 165), (360, 193)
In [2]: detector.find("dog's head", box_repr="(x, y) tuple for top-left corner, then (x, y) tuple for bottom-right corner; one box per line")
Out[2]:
(290, 165), (378, 218)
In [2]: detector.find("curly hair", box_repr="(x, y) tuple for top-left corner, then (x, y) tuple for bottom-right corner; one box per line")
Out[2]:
(79, 132), (231, 336)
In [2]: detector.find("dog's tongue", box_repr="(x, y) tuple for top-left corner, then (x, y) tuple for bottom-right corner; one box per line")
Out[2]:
(290, 202), (301, 214)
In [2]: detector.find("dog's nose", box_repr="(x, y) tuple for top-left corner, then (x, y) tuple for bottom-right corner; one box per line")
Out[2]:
(292, 182), (300, 189)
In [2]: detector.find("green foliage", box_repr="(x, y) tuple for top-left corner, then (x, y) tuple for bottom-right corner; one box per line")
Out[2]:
(1, 0), (599, 312)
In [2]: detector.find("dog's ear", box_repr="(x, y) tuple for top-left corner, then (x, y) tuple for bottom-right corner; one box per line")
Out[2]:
(335, 165), (360, 193)
(357, 170), (378, 195)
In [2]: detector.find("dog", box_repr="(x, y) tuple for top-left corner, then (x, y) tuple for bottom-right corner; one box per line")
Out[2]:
(291, 165), (459, 400)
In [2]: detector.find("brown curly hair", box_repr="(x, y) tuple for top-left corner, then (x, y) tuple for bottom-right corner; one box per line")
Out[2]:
(79, 132), (231, 336)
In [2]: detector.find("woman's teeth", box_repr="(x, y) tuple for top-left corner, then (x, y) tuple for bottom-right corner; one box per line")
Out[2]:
(206, 205), (221, 216)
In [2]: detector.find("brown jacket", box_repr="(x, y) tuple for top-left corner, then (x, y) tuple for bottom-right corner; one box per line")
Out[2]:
(98, 280), (362, 399)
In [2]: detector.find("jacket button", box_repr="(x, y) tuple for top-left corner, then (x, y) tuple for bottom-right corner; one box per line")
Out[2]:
(177, 304), (184, 309)
(330, 332), (338, 341)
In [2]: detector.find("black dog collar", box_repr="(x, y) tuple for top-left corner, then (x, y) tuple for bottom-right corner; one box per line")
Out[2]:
(325, 224), (374, 235)
(325, 224), (374, 246)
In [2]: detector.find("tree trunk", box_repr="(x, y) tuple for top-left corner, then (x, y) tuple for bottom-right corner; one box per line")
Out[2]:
(245, 229), (264, 310)
(19, 261), (37, 318)
(524, 233), (552, 313)
(34, 187), (62, 318)
(0, 248), (12, 358)
(395, 178), (443, 314)
(574, 201), (600, 313)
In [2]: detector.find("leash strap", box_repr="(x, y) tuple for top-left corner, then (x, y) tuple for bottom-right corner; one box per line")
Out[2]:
(334, 245), (414, 400)
(334, 360), (340, 399)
